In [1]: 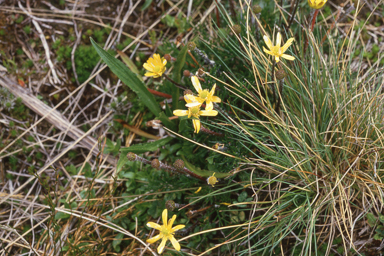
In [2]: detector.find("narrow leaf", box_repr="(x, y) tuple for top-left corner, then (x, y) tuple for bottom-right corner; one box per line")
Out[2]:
(120, 137), (173, 154)
(172, 45), (188, 110)
(117, 50), (143, 82)
(91, 38), (161, 117)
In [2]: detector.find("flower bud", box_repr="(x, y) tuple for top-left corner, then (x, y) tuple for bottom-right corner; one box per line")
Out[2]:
(275, 69), (287, 80)
(127, 152), (136, 161)
(207, 172), (218, 187)
(187, 42), (196, 51)
(173, 159), (185, 170)
(183, 70), (191, 77)
(252, 4), (262, 14)
(151, 159), (160, 169)
(232, 24), (241, 34)
(165, 200), (176, 211)
(163, 54), (171, 62)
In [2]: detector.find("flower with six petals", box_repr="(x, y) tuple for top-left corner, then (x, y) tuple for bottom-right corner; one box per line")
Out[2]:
(173, 94), (218, 133)
(146, 209), (185, 254)
(263, 32), (295, 63)
(189, 76), (221, 110)
(308, 0), (327, 9)
(143, 54), (167, 78)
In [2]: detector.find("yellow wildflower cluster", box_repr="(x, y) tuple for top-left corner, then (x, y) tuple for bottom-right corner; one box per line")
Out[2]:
(173, 76), (221, 133)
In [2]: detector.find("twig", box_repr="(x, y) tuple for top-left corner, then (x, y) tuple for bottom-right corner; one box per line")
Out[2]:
(163, 74), (187, 90)
(286, 0), (299, 31)
(0, 75), (117, 166)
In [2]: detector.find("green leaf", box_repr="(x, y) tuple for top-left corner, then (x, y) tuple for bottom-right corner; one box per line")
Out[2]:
(91, 38), (161, 117)
(55, 211), (71, 220)
(379, 214), (384, 224)
(116, 154), (128, 174)
(367, 213), (377, 227)
(181, 155), (231, 178)
(120, 137), (173, 154)
(141, 0), (153, 11)
(112, 233), (124, 252)
(172, 45), (188, 110)
(117, 50), (142, 82)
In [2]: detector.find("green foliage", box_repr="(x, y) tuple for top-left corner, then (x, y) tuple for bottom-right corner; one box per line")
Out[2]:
(161, 14), (191, 34)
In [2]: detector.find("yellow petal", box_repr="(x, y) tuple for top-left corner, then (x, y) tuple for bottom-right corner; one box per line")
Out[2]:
(171, 224), (186, 232)
(275, 56), (280, 63)
(162, 209), (168, 226)
(173, 110), (188, 116)
(263, 47), (274, 56)
(144, 72), (158, 77)
(147, 222), (162, 230)
(192, 119), (201, 133)
(194, 187), (202, 193)
(263, 35), (273, 49)
(143, 63), (153, 72)
(191, 76), (202, 93)
(157, 237), (167, 254)
(153, 53), (160, 61)
(162, 58), (167, 65)
(186, 102), (201, 108)
(205, 101), (213, 111)
(147, 234), (163, 244)
(169, 236), (181, 251)
(200, 110), (218, 116)
(276, 32), (282, 48)
(210, 84), (216, 95)
(168, 214), (177, 229)
(211, 96), (221, 103)
(282, 54), (295, 61)
(281, 38), (294, 53)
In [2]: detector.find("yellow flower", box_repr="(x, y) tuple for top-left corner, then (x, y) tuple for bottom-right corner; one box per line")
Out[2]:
(173, 95), (218, 133)
(207, 172), (218, 187)
(189, 76), (221, 110)
(263, 32), (295, 63)
(308, 0), (327, 9)
(143, 53), (167, 78)
(146, 209), (185, 254)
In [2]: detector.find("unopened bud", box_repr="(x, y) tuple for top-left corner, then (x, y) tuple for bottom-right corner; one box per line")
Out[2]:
(187, 42), (196, 51)
(173, 159), (185, 170)
(165, 200), (176, 211)
(164, 54), (171, 62)
(183, 70), (191, 77)
(151, 159), (160, 169)
(127, 152), (136, 161)
(252, 4), (262, 14)
(275, 69), (287, 80)
(184, 89), (193, 95)
(232, 24), (241, 34)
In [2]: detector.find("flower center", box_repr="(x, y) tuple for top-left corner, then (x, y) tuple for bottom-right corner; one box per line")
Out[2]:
(190, 106), (200, 117)
(271, 46), (281, 55)
(153, 66), (161, 73)
(161, 226), (171, 236)
(200, 90), (209, 99)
